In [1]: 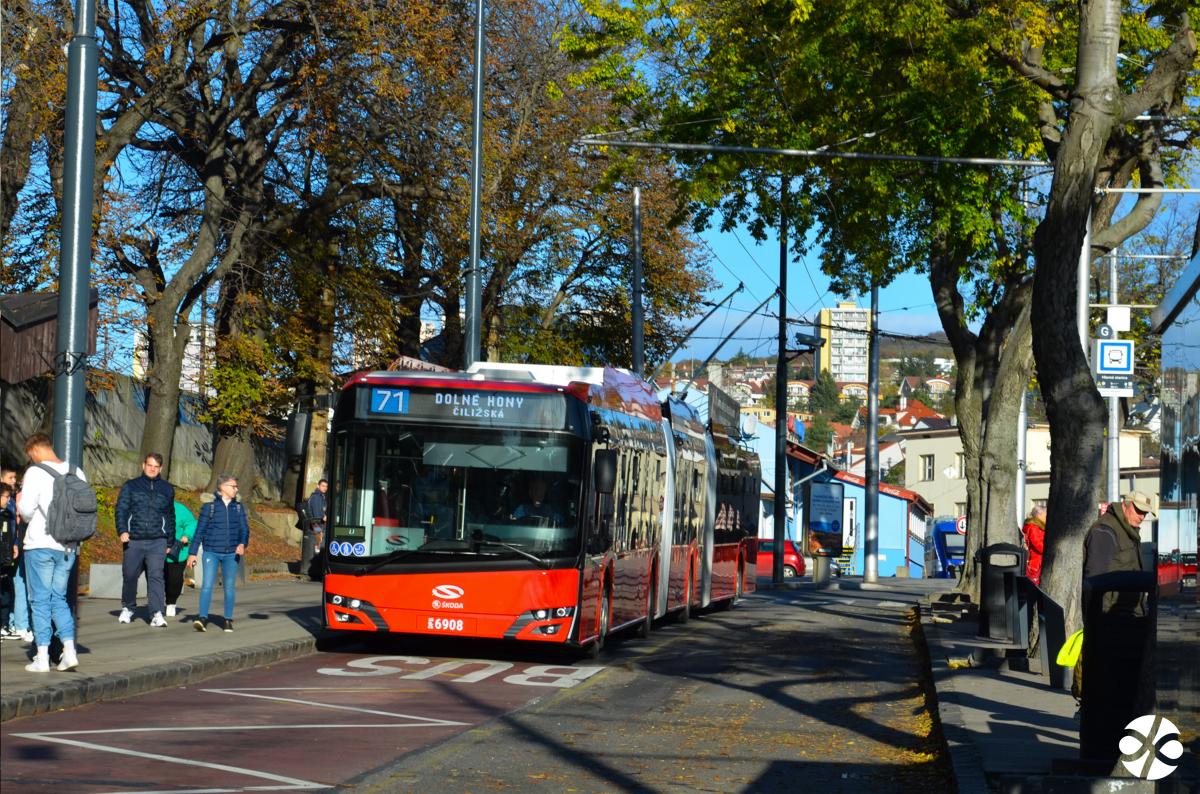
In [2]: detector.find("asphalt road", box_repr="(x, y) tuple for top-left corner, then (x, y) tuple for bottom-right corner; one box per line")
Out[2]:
(1, 586), (952, 794)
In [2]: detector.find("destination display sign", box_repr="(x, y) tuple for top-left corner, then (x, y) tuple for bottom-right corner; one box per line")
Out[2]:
(358, 386), (568, 429)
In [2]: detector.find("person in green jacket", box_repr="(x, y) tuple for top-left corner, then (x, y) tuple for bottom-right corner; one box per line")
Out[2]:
(164, 501), (197, 618)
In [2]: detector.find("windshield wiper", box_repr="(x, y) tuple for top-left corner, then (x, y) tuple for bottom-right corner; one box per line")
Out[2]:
(474, 539), (551, 569)
(352, 546), (457, 575)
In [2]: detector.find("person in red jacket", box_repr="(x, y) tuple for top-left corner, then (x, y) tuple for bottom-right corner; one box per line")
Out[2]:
(1022, 505), (1047, 585)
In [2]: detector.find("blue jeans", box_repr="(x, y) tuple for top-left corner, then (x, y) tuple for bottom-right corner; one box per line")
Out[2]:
(198, 551), (239, 619)
(10, 555), (30, 631)
(25, 548), (76, 647)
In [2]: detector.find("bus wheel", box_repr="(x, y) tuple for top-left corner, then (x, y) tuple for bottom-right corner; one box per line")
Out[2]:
(677, 573), (692, 624)
(636, 581), (654, 639)
(588, 589), (610, 659)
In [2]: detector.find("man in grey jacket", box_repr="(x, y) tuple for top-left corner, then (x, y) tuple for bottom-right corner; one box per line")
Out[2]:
(115, 454), (175, 627)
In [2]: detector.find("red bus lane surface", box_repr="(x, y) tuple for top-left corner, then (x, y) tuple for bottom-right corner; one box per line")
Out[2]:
(1, 653), (605, 793)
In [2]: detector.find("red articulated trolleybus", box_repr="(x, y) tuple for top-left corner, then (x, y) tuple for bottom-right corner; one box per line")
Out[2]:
(320, 362), (758, 653)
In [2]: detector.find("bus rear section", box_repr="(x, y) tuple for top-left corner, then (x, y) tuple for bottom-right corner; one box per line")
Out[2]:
(322, 371), (597, 646)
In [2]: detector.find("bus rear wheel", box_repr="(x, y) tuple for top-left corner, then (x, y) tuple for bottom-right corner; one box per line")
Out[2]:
(636, 580), (654, 639)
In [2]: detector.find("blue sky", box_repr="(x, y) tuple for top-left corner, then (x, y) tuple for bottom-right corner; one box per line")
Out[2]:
(672, 224), (942, 363)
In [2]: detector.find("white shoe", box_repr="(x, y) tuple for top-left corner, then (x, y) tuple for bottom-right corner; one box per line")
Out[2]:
(150, 612), (167, 628)
(57, 653), (79, 671)
(18, 630), (33, 642)
(166, 604), (177, 617)
(118, 608), (133, 624)
(25, 658), (50, 673)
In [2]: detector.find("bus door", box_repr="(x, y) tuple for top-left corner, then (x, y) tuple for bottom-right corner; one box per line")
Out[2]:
(579, 448), (613, 643)
(700, 431), (717, 607)
(609, 442), (656, 629)
(656, 418), (676, 618)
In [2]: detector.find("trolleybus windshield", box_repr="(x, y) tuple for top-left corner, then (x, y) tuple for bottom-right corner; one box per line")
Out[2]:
(328, 424), (585, 566)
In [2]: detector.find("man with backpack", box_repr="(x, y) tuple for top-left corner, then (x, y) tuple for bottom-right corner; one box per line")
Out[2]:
(17, 433), (96, 673)
(115, 453), (175, 628)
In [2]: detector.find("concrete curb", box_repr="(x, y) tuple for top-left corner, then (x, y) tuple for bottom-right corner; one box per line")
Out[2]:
(920, 598), (991, 794)
(1, 636), (316, 723)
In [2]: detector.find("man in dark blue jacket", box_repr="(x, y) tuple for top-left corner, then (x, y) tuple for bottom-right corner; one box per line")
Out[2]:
(115, 454), (175, 627)
(188, 474), (250, 632)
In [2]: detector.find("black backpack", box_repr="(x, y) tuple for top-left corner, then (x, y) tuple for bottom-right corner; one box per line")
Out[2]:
(35, 463), (98, 544)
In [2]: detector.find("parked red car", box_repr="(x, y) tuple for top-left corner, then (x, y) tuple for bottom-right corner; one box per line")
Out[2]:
(1182, 552), (1197, 590)
(756, 539), (806, 578)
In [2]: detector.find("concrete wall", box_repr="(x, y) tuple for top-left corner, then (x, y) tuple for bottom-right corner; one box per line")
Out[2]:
(0, 374), (285, 499)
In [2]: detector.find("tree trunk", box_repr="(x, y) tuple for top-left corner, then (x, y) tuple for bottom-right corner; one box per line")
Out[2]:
(210, 429), (256, 504)
(955, 386), (985, 600)
(303, 256), (337, 496)
(140, 304), (189, 478)
(1031, 0), (1122, 637)
(932, 241), (1035, 603)
(206, 281), (262, 507)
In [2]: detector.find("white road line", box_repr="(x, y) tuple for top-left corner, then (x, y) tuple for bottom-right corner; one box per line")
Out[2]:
(19, 722), (465, 737)
(8, 732), (323, 792)
(201, 688), (469, 725)
(10, 688), (474, 793)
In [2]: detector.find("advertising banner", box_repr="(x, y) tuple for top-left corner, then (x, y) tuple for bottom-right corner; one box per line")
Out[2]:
(806, 480), (844, 557)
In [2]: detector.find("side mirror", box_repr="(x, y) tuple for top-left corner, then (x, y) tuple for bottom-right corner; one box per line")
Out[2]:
(285, 412), (311, 459)
(593, 450), (617, 495)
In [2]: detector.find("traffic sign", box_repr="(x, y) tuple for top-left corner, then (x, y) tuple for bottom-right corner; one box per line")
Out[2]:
(1096, 324), (1115, 339)
(1094, 339), (1134, 375)
(955, 516), (967, 535)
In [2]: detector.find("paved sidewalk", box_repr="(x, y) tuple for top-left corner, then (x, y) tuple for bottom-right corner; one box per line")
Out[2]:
(920, 593), (1081, 793)
(1, 576), (324, 722)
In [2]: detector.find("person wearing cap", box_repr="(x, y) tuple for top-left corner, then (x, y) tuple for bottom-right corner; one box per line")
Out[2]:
(1083, 490), (1154, 617)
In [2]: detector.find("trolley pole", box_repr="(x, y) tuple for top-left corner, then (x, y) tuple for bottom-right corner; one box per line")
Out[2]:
(773, 182), (789, 586)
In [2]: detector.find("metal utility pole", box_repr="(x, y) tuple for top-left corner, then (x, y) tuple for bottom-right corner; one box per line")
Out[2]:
(53, 0), (99, 468)
(463, 0), (486, 368)
(864, 282), (880, 583)
(1107, 254), (1120, 502)
(773, 181), (789, 586)
(1016, 387), (1028, 525)
(632, 187), (645, 377)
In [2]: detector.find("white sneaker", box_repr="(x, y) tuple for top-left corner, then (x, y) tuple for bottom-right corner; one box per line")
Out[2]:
(18, 630), (33, 642)
(57, 653), (79, 671)
(25, 658), (50, 673)
(150, 612), (167, 628)
(166, 604), (177, 617)
(118, 608), (134, 624)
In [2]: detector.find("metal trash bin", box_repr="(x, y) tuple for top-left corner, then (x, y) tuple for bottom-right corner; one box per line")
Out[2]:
(976, 542), (1026, 643)
(1079, 570), (1155, 764)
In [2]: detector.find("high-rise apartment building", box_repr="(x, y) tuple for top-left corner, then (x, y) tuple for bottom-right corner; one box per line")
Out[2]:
(815, 300), (871, 383)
